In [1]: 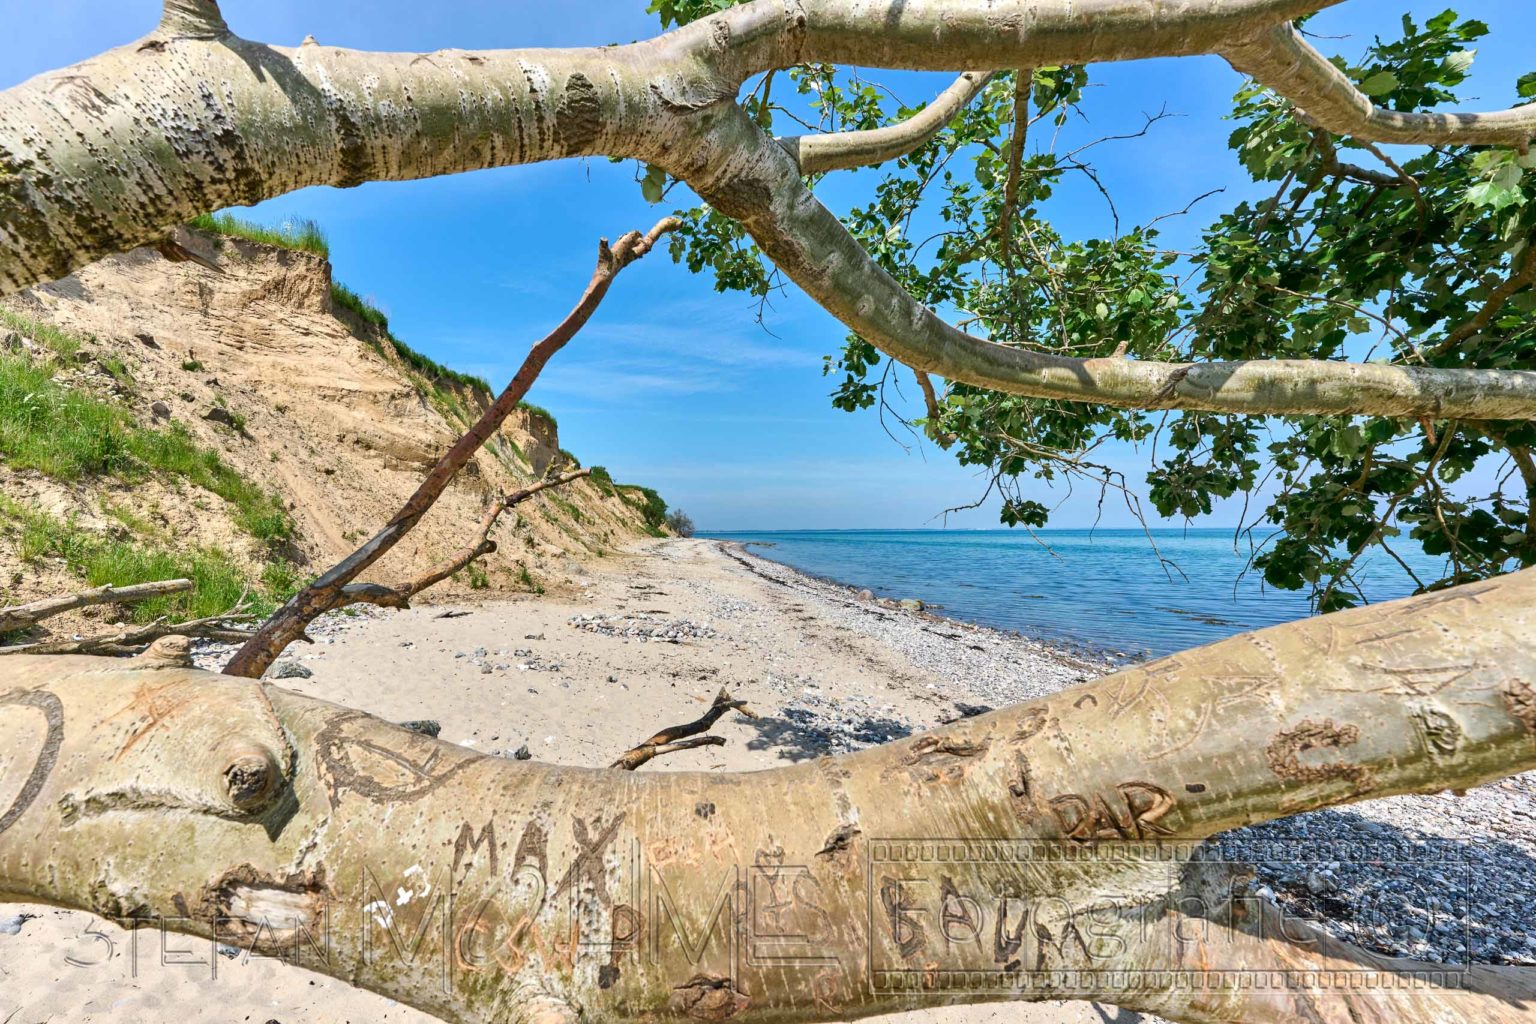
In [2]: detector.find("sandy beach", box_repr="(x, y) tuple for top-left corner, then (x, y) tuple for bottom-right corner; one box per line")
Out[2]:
(0, 538), (1123, 1024)
(5, 537), (1532, 1021)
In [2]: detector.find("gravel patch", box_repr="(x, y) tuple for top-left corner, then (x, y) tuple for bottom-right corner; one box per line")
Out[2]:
(567, 612), (718, 643)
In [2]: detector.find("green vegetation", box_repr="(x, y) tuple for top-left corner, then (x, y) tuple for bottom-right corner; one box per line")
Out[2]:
(588, 465), (616, 495)
(0, 337), (290, 543)
(189, 212), (330, 257)
(661, 7), (1536, 610)
(558, 448), (581, 469)
(331, 282), (492, 393)
(515, 563), (544, 595)
(1, 498), (294, 623)
(464, 563), (490, 590)
(618, 484), (668, 535)
(180, 358), (203, 372)
(517, 401), (557, 429)
(0, 307), (86, 360)
(330, 281), (389, 330)
(664, 509), (695, 537)
(548, 494), (584, 523)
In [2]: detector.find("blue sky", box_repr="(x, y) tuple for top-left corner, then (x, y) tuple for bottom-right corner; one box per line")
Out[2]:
(6, 1), (1531, 530)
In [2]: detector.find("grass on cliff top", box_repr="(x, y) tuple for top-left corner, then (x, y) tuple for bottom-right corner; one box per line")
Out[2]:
(0, 313), (292, 544)
(190, 212), (330, 257)
(330, 282), (493, 394)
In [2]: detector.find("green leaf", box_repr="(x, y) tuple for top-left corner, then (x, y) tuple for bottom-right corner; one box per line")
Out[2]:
(1441, 49), (1476, 77)
(640, 165), (667, 204)
(1359, 70), (1399, 97)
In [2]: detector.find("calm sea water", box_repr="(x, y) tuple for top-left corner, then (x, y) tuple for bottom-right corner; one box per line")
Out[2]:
(702, 529), (1443, 659)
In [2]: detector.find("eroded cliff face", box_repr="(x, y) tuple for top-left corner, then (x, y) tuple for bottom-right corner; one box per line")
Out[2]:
(0, 231), (656, 614)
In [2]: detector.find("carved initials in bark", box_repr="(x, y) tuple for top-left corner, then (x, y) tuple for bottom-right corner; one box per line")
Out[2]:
(1047, 781), (1178, 842)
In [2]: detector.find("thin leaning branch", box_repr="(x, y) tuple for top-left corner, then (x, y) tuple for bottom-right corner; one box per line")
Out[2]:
(220, 221), (677, 678)
(0, 579), (192, 634)
(1223, 23), (1536, 148)
(334, 469), (593, 611)
(777, 71), (994, 173)
(1432, 240), (1536, 356)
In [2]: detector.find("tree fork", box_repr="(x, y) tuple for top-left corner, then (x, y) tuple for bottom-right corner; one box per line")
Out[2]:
(3, 568), (1535, 1023)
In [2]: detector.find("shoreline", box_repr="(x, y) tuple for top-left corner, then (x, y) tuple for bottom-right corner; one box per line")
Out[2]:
(717, 537), (1130, 669)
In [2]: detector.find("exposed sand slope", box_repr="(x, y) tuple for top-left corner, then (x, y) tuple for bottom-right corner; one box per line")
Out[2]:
(1, 231), (659, 634)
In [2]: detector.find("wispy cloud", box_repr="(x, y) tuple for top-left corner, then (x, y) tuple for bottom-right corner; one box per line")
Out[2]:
(431, 298), (829, 399)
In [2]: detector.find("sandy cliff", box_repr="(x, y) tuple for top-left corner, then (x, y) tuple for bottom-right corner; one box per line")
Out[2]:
(0, 229), (661, 625)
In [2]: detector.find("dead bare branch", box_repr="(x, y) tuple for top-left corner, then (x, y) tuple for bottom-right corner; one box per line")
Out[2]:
(611, 687), (756, 770)
(221, 222), (677, 679)
(332, 469), (593, 612)
(0, 579), (193, 633)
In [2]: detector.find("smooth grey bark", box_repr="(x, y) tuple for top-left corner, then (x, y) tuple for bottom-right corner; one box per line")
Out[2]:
(777, 71), (995, 173)
(3, 565), (1536, 1024)
(2, 0), (1534, 420)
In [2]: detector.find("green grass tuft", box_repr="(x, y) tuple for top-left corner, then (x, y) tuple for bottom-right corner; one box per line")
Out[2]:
(0, 307), (89, 361)
(0, 351), (291, 543)
(516, 401), (558, 429)
(332, 283), (492, 395)
(618, 484), (668, 533)
(588, 465), (616, 496)
(1, 498), (287, 623)
(190, 213), (330, 257)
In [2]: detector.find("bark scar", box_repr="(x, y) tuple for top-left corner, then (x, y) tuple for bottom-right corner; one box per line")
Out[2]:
(1503, 679), (1536, 736)
(670, 973), (749, 1020)
(1265, 719), (1375, 793)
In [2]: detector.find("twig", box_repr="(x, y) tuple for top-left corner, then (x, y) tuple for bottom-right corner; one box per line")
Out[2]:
(610, 687), (754, 770)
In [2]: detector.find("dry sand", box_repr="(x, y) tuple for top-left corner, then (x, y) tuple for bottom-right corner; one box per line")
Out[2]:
(0, 538), (1127, 1024)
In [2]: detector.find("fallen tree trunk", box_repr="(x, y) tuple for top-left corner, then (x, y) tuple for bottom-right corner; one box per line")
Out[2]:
(0, 579), (193, 633)
(3, 569), (1534, 1023)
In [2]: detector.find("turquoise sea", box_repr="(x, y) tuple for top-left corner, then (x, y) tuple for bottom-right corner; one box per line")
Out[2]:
(702, 529), (1444, 659)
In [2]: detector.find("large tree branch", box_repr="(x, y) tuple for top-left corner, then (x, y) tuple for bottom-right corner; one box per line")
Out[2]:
(5, 1), (1536, 421)
(777, 71), (993, 173)
(220, 225), (674, 678)
(3, 568), (1535, 1023)
(687, 105), (1536, 419)
(1, 0), (1340, 294)
(1223, 24), (1536, 148)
